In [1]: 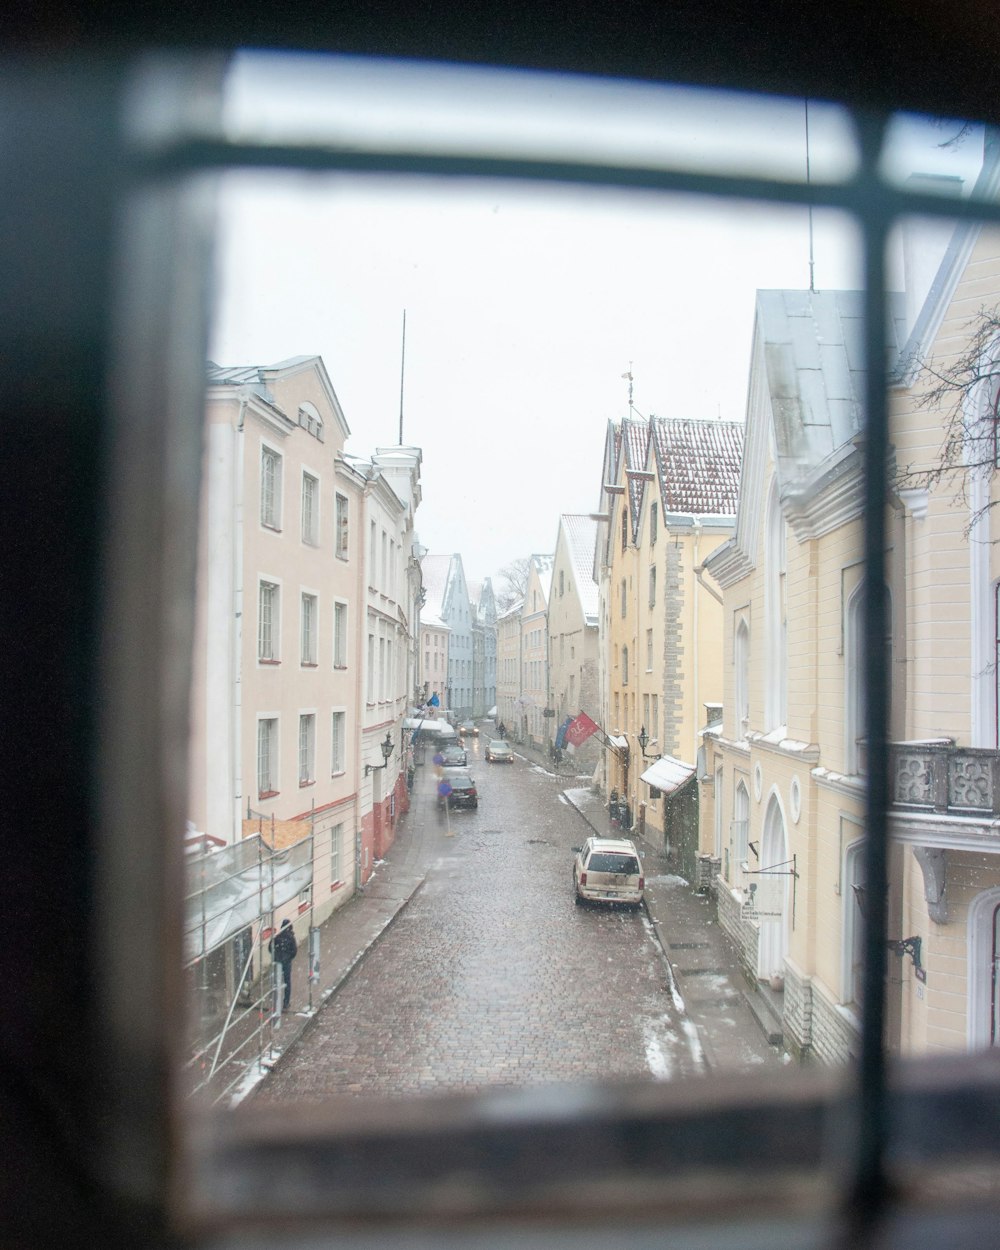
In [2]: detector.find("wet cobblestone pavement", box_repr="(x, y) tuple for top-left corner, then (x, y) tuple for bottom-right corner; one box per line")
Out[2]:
(253, 746), (702, 1101)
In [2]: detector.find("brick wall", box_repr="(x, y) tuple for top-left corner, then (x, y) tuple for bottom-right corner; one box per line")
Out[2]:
(782, 961), (813, 1059)
(809, 979), (861, 1066)
(716, 883), (759, 983)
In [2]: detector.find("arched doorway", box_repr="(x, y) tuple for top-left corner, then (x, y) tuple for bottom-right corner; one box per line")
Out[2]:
(968, 885), (1000, 1049)
(757, 794), (791, 982)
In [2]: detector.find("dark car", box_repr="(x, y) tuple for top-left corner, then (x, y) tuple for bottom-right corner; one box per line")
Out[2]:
(438, 743), (467, 767)
(437, 769), (478, 810)
(458, 719), (479, 737)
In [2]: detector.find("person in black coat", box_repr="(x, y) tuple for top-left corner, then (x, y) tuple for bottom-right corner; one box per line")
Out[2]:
(268, 918), (298, 1010)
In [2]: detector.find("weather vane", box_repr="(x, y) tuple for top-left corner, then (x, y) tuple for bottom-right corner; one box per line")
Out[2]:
(621, 363), (634, 412)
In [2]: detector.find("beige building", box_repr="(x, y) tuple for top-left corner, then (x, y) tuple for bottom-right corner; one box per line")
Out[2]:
(597, 413), (741, 876)
(495, 599), (523, 736)
(704, 171), (1000, 1061)
(547, 515), (601, 773)
(518, 555), (554, 747)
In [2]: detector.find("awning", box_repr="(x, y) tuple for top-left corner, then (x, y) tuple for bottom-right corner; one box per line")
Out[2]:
(640, 755), (696, 795)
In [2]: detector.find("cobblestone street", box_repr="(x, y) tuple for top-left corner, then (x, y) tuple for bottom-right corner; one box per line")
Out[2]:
(253, 742), (703, 1102)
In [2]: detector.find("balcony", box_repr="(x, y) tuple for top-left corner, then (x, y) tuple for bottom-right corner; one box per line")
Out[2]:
(890, 741), (1000, 817)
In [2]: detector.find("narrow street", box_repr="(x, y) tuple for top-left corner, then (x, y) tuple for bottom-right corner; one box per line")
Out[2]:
(253, 739), (703, 1102)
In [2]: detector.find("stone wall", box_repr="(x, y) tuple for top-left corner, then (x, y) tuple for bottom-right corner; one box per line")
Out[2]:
(809, 980), (861, 1066)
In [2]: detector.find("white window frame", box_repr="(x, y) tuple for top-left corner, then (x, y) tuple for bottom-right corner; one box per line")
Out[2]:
(331, 709), (346, 775)
(256, 716), (278, 797)
(335, 491), (350, 559)
(333, 599), (348, 668)
(301, 470), (319, 545)
(260, 444), (282, 530)
(298, 712), (316, 785)
(258, 578), (280, 662)
(300, 591), (318, 665)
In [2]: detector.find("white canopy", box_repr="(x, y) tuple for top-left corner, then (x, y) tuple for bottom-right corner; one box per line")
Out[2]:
(640, 755), (696, 795)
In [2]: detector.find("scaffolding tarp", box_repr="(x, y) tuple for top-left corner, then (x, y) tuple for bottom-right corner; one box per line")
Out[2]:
(183, 834), (313, 966)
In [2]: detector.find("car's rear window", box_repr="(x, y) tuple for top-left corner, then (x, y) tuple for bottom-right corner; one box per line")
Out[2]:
(586, 853), (640, 875)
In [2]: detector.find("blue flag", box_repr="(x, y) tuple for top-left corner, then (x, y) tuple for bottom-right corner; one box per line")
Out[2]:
(429, 692), (440, 707)
(555, 716), (572, 750)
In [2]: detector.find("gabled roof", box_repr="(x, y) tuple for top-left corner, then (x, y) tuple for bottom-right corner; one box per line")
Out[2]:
(650, 416), (744, 516)
(560, 514), (599, 626)
(206, 355), (351, 441)
(530, 552), (555, 604)
(622, 416), (651, 539)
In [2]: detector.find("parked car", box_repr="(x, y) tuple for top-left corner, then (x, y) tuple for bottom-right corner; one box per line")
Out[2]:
(438, 743), (467, 767)
(485, 739), (513, 763)
(458, 719), (479, 737)
(437, 769), (478, 810)
(573, 837), (644, 908)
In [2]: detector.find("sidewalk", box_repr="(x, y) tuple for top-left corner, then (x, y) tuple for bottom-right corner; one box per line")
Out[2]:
(229, 764), (444, 1104)
(561, 783), (787, 1071)
(512, 735), (789, 1072)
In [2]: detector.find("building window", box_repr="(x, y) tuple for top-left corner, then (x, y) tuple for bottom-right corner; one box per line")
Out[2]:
(651, 501), (658, 545)
(301, 593), (317, 665)
(331, 710), (345, 774)
(333, 601), (348, 668)
(649, 564), (657, 607)
(330, 821), (343, 884)
(622, 645), (629, 685)
(257, 718), (277, 797)
(298, 713), (315, 784)
(301, 472), (318, 544)
(620, 578), (627, 618)
(367, 634), (375, 703)
(559, 570), (565, 596)
(258, 580), (279, 662)
(621, 509), (627, 552)
(646, 628), (653, 671)
(335, 492), (349, 559)
(260, 446), (282, 529)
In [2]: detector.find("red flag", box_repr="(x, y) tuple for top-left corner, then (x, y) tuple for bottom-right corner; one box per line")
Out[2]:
(565, 712), (599, 748)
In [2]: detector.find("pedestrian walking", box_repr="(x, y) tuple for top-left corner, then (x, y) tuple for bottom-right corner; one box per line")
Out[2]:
(268, 918), (298, 1010)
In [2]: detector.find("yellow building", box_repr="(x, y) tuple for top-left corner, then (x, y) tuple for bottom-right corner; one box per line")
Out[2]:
(598, 412), (742, 881)
(705, 160), (1000, 1061)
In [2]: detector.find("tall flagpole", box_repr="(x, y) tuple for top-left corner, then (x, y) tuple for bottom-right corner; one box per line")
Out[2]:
(398, 309), (407, 445)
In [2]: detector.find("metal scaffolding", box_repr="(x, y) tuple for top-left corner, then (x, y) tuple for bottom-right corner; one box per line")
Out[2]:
(183, 824), (313, 1103)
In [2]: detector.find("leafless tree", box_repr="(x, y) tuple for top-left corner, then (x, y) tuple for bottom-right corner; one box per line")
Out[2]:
(895, 304), (1000, 534)
(494, 557), (531, 612)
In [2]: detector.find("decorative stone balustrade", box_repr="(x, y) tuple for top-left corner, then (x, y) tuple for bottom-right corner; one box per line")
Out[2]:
(890, 741), (1000, 816)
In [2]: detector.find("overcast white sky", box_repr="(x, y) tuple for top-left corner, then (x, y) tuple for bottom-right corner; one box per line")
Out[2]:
(209, 56), (984, 587)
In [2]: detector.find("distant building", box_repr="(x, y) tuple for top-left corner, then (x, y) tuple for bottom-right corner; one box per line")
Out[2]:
(547, 515), (601, 773)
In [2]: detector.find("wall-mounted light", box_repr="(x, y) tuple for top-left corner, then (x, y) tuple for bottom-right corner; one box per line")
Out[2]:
(852, 884), (927, 983)
(365, 731), (396, 777)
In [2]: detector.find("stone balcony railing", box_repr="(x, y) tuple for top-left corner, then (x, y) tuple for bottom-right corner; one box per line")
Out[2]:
(890, 740), (1000, 817)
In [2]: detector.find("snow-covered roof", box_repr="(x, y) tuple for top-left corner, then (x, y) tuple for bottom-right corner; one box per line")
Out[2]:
(650, 417), (744, 517)
(756, 288), (907, 475)
(561, 514), (599, 626)
(640, 754), (696, 794)
(622, 417), (651, 538)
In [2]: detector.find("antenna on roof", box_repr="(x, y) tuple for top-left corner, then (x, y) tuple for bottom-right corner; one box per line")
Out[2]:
(805, 100), (816, 293)
(398, 309), (407, 445)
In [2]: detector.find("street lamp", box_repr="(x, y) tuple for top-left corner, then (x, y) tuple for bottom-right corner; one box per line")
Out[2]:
(365, 731), (396, 777)
(636, 725), (658, 760)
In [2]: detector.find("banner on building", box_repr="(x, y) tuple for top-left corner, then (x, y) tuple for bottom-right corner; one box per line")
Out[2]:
(565, 712), (600, 750)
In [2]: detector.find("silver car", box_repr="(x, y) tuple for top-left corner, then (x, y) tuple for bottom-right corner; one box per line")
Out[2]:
(485, 739), (514, 763)
(573, 837), (644, 908)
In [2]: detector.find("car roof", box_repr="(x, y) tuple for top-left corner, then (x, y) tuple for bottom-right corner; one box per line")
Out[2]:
(585, 838), (639, 855)
(488, 738), (509, 745)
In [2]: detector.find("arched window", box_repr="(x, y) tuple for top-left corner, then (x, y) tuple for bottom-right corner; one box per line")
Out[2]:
(731, 779), (749, 880)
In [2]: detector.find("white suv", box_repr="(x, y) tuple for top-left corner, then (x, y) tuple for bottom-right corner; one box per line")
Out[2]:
(573, 837), (644, 908)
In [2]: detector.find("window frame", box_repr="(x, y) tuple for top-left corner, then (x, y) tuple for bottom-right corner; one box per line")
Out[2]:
(81, 51), (1000, 1250)
(260, 443), (283, 530)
